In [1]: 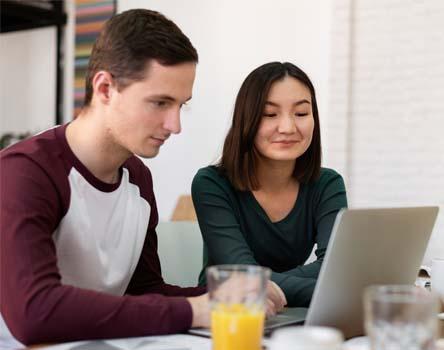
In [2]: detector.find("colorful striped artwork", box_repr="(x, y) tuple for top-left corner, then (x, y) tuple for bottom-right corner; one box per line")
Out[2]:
(74, 0), (115, 117)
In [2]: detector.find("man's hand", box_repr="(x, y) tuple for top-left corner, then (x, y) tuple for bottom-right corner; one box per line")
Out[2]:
(266, 281), (287, 316)
(188, 281), (287, 326)
(187, 293), (210, 328)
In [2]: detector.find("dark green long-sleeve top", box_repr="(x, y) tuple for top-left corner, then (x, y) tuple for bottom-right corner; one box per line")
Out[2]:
(191, 166), (347, 307)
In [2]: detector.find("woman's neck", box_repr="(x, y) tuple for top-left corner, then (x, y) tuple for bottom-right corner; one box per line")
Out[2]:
(254, 158), (297, 193)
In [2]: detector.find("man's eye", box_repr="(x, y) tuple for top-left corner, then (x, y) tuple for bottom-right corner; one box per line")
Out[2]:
(152, 101), (167, 107)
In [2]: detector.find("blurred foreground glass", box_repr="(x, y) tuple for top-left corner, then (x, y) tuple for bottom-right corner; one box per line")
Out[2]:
(364, 285), (439, 350)
(207, 265), (270, 350)
(269, 326), (343, 350)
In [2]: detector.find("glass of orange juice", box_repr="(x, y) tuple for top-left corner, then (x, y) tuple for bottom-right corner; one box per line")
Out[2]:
(207, 265), (270, 350)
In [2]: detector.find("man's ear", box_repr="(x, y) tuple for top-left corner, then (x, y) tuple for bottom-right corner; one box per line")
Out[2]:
(92, 71), (116, 105)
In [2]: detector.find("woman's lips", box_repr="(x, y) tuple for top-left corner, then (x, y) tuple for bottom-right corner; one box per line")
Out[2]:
(273, 140), (300, 144)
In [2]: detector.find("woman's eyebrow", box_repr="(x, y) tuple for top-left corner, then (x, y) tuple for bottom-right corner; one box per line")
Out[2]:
(264, 99), (311, 107)
(293, 99), (311, 106)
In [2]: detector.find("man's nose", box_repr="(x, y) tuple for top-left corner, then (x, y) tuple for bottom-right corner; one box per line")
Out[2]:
(164, 108), (181, 134)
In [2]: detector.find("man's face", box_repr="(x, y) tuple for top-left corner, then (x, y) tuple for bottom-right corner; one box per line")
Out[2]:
(105, 60), (196, 158)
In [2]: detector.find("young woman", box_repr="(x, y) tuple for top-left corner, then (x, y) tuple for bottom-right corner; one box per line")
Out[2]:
(192, 62), (347, 307)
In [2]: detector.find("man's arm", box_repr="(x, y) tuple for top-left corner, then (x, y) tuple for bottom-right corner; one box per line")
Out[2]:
(0, 154), (195, 345)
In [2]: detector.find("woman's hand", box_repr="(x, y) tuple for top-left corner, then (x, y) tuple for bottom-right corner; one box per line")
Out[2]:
(266, 281), (287, 316)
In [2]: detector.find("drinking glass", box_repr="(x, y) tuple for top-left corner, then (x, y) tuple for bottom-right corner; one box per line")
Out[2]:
(364, 285), (439, 350)
(207, 264), (270, 350)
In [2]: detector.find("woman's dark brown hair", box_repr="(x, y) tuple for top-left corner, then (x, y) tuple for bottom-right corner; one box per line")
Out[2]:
(83, 9), (198, 107)
(219, 62), (321, 190)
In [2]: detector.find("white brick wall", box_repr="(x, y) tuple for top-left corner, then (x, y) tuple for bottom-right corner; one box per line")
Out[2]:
(324, 0), (353, 178)
(327, 0), (444, 265)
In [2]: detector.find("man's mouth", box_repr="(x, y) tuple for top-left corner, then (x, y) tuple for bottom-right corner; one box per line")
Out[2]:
(151, 137), (167, 146)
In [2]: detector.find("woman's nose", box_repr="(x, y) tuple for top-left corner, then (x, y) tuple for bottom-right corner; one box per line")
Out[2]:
(277, 115), (297, 134)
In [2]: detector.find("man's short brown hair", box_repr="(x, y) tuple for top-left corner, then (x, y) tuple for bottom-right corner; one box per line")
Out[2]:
(84, 9), (198, 107)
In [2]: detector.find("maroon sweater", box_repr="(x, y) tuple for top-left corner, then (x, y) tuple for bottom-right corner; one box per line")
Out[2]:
(0, 125), (205, 345)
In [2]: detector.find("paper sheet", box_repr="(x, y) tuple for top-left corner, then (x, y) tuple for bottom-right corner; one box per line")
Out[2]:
(37, 335), (211, 350)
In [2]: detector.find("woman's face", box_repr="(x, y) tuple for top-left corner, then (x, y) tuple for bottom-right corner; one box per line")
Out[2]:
(254, 76), (315, 163)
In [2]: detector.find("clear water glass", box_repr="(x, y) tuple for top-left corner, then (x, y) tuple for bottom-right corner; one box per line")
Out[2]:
(364, 285), (439, 350)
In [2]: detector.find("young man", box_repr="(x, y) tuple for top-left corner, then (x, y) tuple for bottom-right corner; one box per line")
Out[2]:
(0, 9), (210, 347)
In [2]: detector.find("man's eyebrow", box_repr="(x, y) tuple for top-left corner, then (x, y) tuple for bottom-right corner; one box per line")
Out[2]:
(145, 95), (192, 102)
(264, 99), (311, 107)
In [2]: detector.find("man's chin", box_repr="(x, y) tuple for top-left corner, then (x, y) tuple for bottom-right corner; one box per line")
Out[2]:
(135, 148), (160, 159)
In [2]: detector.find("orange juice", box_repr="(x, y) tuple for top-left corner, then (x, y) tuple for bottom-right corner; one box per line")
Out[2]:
(211, 303), (265, 350)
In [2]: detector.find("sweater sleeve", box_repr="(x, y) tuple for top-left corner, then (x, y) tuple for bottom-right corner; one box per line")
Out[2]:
(192, 168), (319, 307)
(281, 171), (347, 279)
(0, 154), (194, 346)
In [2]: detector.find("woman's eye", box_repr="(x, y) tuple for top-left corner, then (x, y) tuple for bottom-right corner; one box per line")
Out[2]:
(296, 113), (309, 117)
(263, 113), (276, 117)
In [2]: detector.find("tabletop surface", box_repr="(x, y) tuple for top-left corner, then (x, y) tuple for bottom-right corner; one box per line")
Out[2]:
(27, 317), (444, 350)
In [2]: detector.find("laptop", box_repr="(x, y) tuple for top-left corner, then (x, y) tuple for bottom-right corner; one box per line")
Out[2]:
(305, 206), (439, 338)
(189, 206), (439, 339)
(189, 307), (308, 337)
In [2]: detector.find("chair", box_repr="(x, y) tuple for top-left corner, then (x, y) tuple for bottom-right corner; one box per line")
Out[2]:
(156, 221), (203, 287)
(170, 194), (197, 221)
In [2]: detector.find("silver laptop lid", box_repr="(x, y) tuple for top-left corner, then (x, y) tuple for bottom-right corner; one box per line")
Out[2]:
(305, 206), (439, 339)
